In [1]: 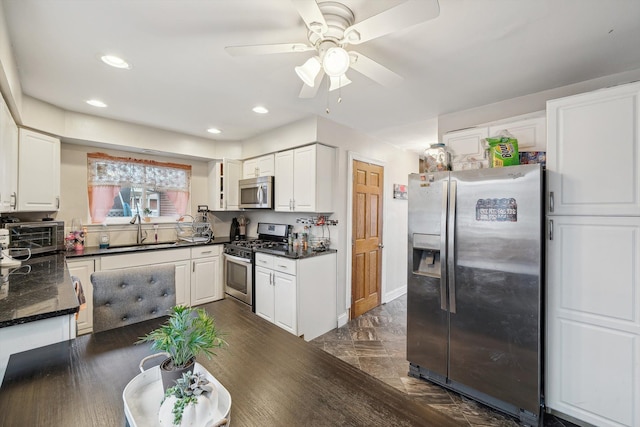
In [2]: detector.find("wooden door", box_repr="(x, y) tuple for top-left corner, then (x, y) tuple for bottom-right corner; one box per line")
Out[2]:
(351, 160), (383, 318)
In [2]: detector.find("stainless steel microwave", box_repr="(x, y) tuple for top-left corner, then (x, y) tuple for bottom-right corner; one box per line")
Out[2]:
(239, 176), (273, 209)
(3, 220), (65, 254)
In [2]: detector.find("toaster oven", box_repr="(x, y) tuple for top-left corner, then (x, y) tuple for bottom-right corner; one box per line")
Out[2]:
(3, 220), (65, 255)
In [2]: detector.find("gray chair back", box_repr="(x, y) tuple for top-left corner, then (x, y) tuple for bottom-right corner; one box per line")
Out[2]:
(91, 264), (176, 333)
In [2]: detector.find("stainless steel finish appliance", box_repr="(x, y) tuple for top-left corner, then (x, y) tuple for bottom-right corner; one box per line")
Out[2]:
(223, 251), (253, 305)
(2, 220), (65, 255)
(407, 164), (543, 426)
(239, 176), (274, 209)
(223, 222), (289, 307)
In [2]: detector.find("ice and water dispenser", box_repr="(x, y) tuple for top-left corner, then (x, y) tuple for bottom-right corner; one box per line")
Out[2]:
(412, 233), (441, 277)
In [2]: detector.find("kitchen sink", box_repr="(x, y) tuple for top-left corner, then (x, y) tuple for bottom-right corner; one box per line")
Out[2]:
(104, 242), (180, 251)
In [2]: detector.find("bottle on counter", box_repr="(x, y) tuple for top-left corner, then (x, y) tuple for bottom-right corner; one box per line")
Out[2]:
(99, 224), (110, 249)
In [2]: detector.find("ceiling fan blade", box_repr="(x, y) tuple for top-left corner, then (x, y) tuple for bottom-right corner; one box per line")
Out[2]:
(349, 51), (402, 87)
(291, 0), (328, 34)
(342, 0), (440, 45)
(225, 43), (313, 56)
(299, 71), (325, 98)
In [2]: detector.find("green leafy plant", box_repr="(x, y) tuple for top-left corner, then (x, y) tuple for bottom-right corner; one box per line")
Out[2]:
(143, 207), (152, 216)
(163, 370), (214, 425)
(138, 306), (226, 368)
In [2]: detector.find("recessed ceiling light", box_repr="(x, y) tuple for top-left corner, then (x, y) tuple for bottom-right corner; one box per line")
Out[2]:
(86, 99), (107, 108)
(207, 128), (222, 134)
(252, 106), (269, 114)
(100, 55), (131, 69)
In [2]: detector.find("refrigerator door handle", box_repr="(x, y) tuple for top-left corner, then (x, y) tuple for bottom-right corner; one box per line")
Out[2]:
(440, 180), (448, 311)
(448, 180), (457, 314)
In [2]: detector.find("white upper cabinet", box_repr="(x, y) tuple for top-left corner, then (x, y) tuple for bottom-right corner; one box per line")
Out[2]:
(243, 154), (274, 178)
(546, 82), (640, 216)
(18, 128), (60, 211)
(274, 149), (294, 211)
(0, 97), (18, 212)
(274, 144), (335, 213)
(442, 127), (488, 163)
(488, 116), (546, 152)
(209, 159), (242, 211)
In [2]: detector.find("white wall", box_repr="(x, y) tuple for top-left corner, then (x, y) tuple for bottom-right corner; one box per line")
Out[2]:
(0, 3), (22, 120)
(438, 67), (640, 139)
(22, 96), (242, 161)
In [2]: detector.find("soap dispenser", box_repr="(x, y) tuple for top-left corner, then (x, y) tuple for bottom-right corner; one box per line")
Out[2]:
(99, 224), (110, 249)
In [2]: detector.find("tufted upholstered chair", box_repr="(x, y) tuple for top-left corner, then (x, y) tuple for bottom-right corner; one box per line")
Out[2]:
(91, 264), (176, 333)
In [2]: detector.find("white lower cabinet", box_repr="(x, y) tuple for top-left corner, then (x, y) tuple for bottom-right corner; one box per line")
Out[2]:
(174, 260), (191, 306)
(66, 258), (95, 334)
(190, 245), (223, 306)
(254, 252), (337, 340)
(255, 254), (297, 335)
(546, 216), (640, 427)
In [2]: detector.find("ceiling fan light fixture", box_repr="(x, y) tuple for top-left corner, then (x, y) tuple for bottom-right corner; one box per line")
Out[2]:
(295, 56), (321, 87)
(329, 74), (352, 91)
(322, 46), (350, 77)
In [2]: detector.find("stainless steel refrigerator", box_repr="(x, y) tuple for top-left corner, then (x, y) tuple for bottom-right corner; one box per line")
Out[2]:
(407, 164), (543, 426)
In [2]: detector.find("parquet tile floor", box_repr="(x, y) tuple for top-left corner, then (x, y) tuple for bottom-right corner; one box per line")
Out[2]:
(311, 294), (578, 427)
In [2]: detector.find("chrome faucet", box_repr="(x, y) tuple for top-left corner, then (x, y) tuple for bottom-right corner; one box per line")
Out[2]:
(129, 212), (147, 245)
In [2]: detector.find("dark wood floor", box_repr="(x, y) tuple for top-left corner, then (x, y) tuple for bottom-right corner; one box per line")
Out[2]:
(1, 297), (461, 426)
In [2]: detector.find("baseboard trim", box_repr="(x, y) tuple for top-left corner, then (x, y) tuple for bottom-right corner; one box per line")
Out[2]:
(337, 312), (349, 328)
(384, 286), (407, 303)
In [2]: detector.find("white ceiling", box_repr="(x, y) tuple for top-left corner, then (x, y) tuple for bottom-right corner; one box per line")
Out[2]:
(3, 0), (640, 153)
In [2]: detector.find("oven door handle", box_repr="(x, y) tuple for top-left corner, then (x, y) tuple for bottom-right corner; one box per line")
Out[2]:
(223, 253), (252, 263)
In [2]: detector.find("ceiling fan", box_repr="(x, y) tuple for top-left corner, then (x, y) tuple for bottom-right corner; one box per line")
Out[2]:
(225, 0), (440, 98)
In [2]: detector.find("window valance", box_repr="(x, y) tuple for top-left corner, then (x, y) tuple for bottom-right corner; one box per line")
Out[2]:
(87, 152), (191, 191)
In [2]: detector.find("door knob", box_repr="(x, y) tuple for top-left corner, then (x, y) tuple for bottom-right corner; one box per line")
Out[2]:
(378, 244), (384, 248)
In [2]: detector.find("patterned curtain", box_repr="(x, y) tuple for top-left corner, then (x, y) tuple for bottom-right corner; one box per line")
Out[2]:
(87, 153), (191, 223)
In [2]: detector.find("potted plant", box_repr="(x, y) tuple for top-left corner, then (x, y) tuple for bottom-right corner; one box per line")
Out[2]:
(158, 370), (220, 427)
(143, 207), (152, 222)
(138, 306), (226, 390)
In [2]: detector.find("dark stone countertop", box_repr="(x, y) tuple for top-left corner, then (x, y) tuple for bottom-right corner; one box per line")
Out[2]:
(0, 253), (79, 328)
(65, 236), (230, 258)
(254, 246), (337, 259)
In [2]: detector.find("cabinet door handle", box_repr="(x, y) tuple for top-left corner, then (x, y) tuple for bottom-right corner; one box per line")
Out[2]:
(277, 264), (287, 269)
(56, 196), (60, 209)
(549, 191), (554, 213)
(549, 219), (554, 241)
(10, 192), (17, 209)
(200, 251), (212, 255)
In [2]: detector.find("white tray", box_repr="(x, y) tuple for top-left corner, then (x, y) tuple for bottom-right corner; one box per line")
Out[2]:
(123, 362), (231, 427)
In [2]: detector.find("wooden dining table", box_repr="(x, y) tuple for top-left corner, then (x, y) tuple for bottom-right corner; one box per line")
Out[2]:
(0, 297), (459, 426)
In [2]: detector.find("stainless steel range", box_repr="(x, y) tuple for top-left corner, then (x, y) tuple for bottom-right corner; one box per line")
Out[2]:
(223, 223), (289, 307)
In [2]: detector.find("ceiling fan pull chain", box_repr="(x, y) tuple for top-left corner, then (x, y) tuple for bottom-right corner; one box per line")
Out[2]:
(325, 76), (331, 114)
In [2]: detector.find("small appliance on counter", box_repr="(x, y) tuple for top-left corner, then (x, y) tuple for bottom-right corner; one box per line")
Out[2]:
(229, 218), (239, 241)
(2, 220), (64, 255)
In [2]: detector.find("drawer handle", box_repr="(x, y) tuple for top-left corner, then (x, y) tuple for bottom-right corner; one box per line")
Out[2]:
(200, 250), (212, 255)
(277, 264), (287, 269)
